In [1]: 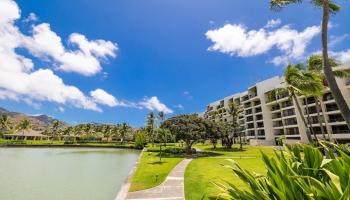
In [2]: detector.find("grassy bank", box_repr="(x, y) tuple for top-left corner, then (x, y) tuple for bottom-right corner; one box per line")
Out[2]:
(0, 139), (135, 148)
(129, 145), (185, 191)
(185, 144), (275, 200)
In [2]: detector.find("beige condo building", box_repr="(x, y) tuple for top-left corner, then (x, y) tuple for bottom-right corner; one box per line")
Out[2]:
(201, 64), (350, 145)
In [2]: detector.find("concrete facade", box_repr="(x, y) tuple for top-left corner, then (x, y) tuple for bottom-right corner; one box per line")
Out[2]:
(201, 64), (350, 145)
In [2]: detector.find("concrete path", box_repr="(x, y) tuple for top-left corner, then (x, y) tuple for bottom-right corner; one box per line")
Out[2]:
(125, 158), (192, 200)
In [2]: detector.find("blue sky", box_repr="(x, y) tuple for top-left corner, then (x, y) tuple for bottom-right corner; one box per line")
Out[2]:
(0, 0), (349, 126)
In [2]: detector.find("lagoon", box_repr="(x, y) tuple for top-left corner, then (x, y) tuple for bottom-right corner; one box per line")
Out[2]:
(0, 147), (140, 200)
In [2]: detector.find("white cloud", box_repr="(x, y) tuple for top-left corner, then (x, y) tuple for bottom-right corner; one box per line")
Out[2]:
(174, 104), (184, 110)
(206, 20), (320, 66)
(329, 34), (349, 48)
(264, 19), (281, 28)
(139, 96), (173, 114)
(330, 50), (350, 64)
(22, 23), (118, 76)
(182, 91), (193, 100)
(90, 88), (118, 107)
(0, 0), (118, 112)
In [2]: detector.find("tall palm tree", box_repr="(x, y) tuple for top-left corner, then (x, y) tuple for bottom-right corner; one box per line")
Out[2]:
(227, 101), (244, 150)
(146, 112), (156, 146)
(306, 55), (350, 140)
(120, 123), (130, 144)
(51, 120), (61, 143)
(270, 0), (350, 129)
(158, 111), (165, 127)
(18, 119), (31, 135)
(284, 64), (324, 143)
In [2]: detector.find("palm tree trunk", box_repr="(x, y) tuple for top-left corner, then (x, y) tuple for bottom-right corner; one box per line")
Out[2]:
(315, 98), (327, 140)
(319, 98), (333, 141)
(305, 101), (318, 143)
(292, 93), (313, 143)
(322, 0), (350, 129)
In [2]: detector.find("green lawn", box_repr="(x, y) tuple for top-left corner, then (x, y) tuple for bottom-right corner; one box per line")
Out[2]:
(129, 145), (185, 191)
(185, 144), (275, 200)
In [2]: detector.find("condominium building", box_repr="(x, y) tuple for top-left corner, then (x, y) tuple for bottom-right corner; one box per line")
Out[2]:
(201, 64), (350, 145)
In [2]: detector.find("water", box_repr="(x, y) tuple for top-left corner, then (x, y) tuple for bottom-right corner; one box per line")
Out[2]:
(0, 147), (140, 200)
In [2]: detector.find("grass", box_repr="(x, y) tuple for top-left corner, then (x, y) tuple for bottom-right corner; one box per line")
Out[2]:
(185, 144), (275, 200)
(129, 144), (185, 191)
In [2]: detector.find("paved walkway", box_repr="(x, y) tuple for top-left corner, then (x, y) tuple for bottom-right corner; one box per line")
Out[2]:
(125, 158), (192, 200)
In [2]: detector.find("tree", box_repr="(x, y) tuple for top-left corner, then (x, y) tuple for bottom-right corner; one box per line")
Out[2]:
(227, 101), (244, 150)
(119, 123), (131, 144)
(270, 0), (350, 130)
(0, 115), (10, 134)
(204, 120), (221, 149)
(158, 111), (165, 126)
(161, 114), (207, 153)
(284, 64), (324, 143)
(18, 119), (31, 135)
(155, 128), (173, 161)
(50, 120), (61, 143)
(146, 112), (156, 146)
(134, 130), (148, 149)
(307, 54), (350, 140)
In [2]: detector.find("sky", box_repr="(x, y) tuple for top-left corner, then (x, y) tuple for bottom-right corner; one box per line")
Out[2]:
(0, 0), (350, 127)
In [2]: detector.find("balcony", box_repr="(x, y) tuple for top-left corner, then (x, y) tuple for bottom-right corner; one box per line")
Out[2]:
(255, 107), (262, 113)
(285, 127), (299, 135)
(274, 129), (284, 136)
(303, 97), (316, 105)
(272, 113), (282, 119)
(283, 109), (295, 117)
(326, 104), (339, 112)
(256, 122), (264, 128)
(245, 109), (253, 115)
(284, 118), (297, 126)
(256, 114), (263, 121)
(273, 121), (283, 127)
(247, 130), (255, 136)
(242, 95), (249, 102)
(257, 130), (265, 136)
(305, 106), (318, 115)
(271, 105), (280, 112)
(281, 101), (293, 108)
(244, 102), (252, 108)
(332, 125), (350, 134)
(328, 114), (345, 123)
(254, 100), (261, 106)
(246, 116), (254, 122)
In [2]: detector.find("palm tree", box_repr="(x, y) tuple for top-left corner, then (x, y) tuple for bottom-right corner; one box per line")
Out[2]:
(284, 64), (324, 144)
(158, 111), (165, 126)
(18, 119), (31, 135)
(270, 0), (350, 130)
(119, 123), (130, 144)
(306, 55), (350, 140)
(51, 120), (61, 143)
(146, 112), (156, 146)
(227, 101), (244, 150)
(0, 115), (10, 134)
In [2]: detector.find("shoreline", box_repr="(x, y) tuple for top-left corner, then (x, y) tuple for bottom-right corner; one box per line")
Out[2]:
(0, 144), (137, 149)
(115, 148), (144, 200)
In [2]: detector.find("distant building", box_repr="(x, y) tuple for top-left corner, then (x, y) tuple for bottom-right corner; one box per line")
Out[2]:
(3, 132), (50, 140)
(201, 63), (350, 145)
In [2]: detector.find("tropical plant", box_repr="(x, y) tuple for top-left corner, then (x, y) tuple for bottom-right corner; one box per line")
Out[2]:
(161, 114), (207, 153)
(158, 111), (165, 126)
(134, 130), (148, 149)
(155, 128), (173, 161)
(50, 120), (61, 143)
(204, 120), (221, 149)
(17, 119), (31, 135)
(270, 0), (350, 131)
(284, 64), (324, 143)
(119, 123), (131, 144)
(227, 101), (244, 150)
(146, 112), (156, 146)
(215, 142), (350, 199)
(0, 115), (10, 135)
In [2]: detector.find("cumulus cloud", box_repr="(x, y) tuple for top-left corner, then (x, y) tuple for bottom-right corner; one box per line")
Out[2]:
(0, 0), (119, 112)
(206, 20), (320, 66)
(90, 89), (118, 107)
(329, 34), (349, 48)
(22, 23), (117, 76)
(139, 96), (173, 114)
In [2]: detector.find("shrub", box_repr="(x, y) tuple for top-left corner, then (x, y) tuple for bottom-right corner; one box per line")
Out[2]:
(215, 142), (350, 200)
(134, 131), (148, 149)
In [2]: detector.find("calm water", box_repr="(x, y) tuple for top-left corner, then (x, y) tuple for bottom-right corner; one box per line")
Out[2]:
(0, 147), (140, 200)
